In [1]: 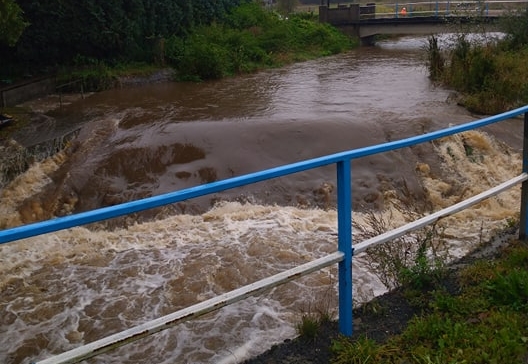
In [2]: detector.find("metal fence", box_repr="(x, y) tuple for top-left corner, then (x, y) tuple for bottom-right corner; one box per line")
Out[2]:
(1, 105), (527, 364)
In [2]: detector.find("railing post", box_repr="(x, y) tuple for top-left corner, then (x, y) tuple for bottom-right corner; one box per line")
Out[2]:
(520, 112), (528, 241)
(337, 160), (353, 336)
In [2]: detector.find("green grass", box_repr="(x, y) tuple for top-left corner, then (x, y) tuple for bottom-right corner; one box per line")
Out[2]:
(331, 239), (528, 363)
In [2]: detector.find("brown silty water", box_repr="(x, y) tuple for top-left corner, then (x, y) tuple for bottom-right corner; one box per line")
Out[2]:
(0, 34), (523, 363)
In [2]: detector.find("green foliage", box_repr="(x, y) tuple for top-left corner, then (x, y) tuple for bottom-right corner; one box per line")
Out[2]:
(2, 1), (354, 86)
(502, 243), (528, 268)
(3, 0), (248, 71)
(0, 0), (29, 46)
(177, 31), (231, 81)
(426, 35), (444, 81)
(332, 335), (398, 364)
(488, 269), (528, 310)
(358, 208), (449, 291)
(399, 239), (446, 291)
(296, 315), (320, 340)
(168, 3), (353, 81)
(399, 310), (528, 363)
(331, 240), (528, 364)
(57, 62), (117, 92)
(225, 1), (276, 30)
(425, 11), (528, 114)
(277, 0), (299, 15)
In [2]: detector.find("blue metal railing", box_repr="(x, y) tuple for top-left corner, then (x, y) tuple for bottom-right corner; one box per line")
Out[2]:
(2, 105), (528, 363)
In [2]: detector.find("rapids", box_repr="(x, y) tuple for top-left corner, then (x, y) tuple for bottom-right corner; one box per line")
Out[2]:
(0, 34), (524, 363)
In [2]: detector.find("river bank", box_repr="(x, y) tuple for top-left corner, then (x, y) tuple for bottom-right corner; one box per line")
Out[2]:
(243, 226), (525, 363)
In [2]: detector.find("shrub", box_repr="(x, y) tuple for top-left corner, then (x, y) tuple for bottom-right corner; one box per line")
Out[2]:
(356, 209), (449, 291)
(169, 5), (354, 81)
(177, 32), (230, 81)
(425, 10), (528, 113)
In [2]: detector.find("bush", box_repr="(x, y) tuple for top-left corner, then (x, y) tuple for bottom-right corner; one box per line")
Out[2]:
(356, 209), (449, 291)
(426, 35), (444, 81)
(425, 11), (528, 113)
(170, 5), (353, 81)
(178, 33), (230, 80)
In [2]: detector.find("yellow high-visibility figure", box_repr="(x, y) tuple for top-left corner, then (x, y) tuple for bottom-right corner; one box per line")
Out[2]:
(400, 7), (407, 16)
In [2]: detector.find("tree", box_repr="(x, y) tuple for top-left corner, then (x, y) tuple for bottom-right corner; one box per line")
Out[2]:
(0, 0), (28, 46)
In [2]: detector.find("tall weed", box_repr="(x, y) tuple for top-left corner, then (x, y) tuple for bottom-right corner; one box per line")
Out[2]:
(356, 208), (449, 291)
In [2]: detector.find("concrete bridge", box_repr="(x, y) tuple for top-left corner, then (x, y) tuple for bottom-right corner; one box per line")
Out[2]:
(319, 1), (518, 43)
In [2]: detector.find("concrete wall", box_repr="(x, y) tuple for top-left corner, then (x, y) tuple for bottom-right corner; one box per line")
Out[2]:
(319, 4), (360, 25)
(0, 77), (56, 107)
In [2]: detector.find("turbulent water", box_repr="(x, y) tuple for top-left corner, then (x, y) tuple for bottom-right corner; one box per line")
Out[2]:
(0, 34), (524, 364)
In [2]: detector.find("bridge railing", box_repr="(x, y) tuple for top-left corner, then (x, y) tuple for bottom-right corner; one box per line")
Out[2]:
(358, 0), (526, 19)
(373, 1), (489, 18)
(1, 106), (528, 364)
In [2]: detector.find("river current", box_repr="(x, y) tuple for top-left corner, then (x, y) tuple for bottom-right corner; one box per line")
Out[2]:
(0, 34), (523, 363)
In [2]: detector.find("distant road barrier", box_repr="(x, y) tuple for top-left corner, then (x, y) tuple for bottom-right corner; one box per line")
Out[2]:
(358, 0), (527, 19)
(1, 105), (527, 363)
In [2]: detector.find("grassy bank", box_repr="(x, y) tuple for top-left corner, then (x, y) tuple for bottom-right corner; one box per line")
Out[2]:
(332, 235), (528, 363)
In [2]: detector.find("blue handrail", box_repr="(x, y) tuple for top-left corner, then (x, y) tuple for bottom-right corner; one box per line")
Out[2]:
(2, 105), (528, 358)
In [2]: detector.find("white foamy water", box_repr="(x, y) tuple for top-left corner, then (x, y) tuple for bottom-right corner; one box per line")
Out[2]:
(0, 202), (383, 363)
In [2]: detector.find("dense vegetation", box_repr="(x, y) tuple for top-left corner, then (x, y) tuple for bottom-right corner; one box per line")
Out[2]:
(426, 10), (528, 114)
(165, 3), (353, 82)
(1, 0), (247, 79)
(1, 0), (355, 89)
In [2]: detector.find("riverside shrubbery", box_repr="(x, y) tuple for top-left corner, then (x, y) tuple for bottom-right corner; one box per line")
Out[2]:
(165, 3), (354, 81)
(55, 3), (354, 88)
(426, 9), (528, 114)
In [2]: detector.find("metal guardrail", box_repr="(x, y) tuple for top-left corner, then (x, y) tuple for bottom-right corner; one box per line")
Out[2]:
(1, 105), (527, 363)
(357, 0), (528, 19)
(56, 79), (84, 109)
